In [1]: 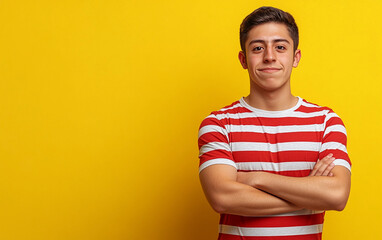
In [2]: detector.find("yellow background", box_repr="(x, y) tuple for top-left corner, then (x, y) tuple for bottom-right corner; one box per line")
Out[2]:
(0, 0), (381, 239)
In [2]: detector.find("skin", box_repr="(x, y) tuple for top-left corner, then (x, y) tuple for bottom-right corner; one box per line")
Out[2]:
(200, 155), (339, 216)
(238, 22), (301, 111)
(199, 22), (351, 216)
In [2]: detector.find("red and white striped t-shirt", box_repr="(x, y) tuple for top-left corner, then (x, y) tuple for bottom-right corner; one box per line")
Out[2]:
(198, 96), (351, 240)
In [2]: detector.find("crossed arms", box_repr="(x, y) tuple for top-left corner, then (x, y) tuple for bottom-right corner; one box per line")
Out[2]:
(199, 154), (351, 217)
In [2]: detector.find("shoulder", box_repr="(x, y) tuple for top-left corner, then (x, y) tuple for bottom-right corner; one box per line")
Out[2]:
(298, 98), (346, 127)
(199, 99), (248, 125)
(297, 98), (333, 114)
(210, 99), (246, 116)
(198, 99), (250, 139)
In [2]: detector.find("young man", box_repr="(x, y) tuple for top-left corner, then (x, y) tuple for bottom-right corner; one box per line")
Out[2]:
(198, 6), (351, 240)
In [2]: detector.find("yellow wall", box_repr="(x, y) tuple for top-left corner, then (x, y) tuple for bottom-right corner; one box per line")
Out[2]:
(0, 0), (380, 239)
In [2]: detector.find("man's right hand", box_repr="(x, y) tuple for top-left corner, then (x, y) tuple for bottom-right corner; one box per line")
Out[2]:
(309, 153), (336, 177)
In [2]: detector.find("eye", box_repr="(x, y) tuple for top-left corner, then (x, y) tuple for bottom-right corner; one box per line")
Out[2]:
(276, 45), (286, 50)
(252, 46), (263, 51)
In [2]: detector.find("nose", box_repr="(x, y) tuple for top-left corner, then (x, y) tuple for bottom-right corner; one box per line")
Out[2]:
(264, 48), (276, 63)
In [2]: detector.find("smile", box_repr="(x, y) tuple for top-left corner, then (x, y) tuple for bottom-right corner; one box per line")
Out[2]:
(258, 68), (281, 73)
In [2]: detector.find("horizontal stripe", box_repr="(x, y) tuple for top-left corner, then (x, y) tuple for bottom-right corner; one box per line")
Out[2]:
(325, 116), (345, 127)
(233, 151), (319, 163)
(323, 124), (347, 137)
(231, 142), (321, 153)
(239, 97), (303, 115)
(297, 106), (327, 114)
(218, 102), (242, 112)
(198, 124), (228, 138)
(198, 131), (229, 146)
(226, 124), (324, 134)
(218, 232), (322, 240)
(220, 224), (323, 237)
(199, 142), (231, 156)
(236, 161), (315, 172)
(199, 149), (233, 163)
(229, 131), (322, 144)
(222, 212), (324, 228)
(300, 100), (321, 109)
(323, 132), (347, 144)
(213, 116), (326, 126)
(199, 159), (237, 173)
(333, 159), (351, 172)
(320, 142), (347, 153)
(238, 169), (312, 177)
(215, 110), (330, 120)
(325, 112), (340, 121)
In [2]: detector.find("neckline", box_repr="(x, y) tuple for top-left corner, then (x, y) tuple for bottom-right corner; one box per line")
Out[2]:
(239, 96), (302, 115)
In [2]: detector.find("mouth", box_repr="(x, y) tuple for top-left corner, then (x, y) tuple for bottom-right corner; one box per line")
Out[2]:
(258, 67), (281, 73)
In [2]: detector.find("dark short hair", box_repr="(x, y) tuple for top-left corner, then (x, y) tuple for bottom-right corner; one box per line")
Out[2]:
(240, 6), (299, 54)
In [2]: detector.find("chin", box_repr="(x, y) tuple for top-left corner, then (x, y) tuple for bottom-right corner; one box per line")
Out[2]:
(262, 86), (285, 92)
(253, 81), (288, 92)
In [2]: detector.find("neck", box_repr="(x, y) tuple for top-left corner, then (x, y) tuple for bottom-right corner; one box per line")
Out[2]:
(245, 82), (297, 111)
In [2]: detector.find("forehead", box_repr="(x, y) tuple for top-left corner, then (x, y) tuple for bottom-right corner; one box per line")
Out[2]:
(246, 22), (292, 46)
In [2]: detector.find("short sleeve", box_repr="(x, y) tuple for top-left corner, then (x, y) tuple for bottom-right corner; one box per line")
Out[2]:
(198, 114), (236, 173)
(319, 110), (351, 172)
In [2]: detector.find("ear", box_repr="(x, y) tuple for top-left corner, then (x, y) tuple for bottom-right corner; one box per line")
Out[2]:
(293, 49), (301, 68)
(238, 51), (248, 69)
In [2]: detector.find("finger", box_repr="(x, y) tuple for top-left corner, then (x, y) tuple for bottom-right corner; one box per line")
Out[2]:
(309, 160), (320, 176)
(322, 162), (335, 176)
(310, 154), (331, 176)
(315, 157), (335, 176)
(310, 154), (334, 176)
(316, 157), (335, 176)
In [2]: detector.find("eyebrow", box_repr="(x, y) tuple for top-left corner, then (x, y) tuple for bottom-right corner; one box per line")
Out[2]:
(248, 38), (290, 46)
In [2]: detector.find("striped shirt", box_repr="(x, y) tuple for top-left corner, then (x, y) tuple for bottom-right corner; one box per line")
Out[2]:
(198, 97), (351, 240)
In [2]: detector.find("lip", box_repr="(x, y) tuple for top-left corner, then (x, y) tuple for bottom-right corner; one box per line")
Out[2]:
(258, 67), (281, 73)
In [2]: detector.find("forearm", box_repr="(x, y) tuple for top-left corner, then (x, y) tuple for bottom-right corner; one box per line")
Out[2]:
(211, 180), (302, 216)
(199, 165), (302, 217)
(242, 167), (351, 211)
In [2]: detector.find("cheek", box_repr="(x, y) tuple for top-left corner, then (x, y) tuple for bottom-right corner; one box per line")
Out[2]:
(280, 57), (294, 68)
(247, 57), (261, 67)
